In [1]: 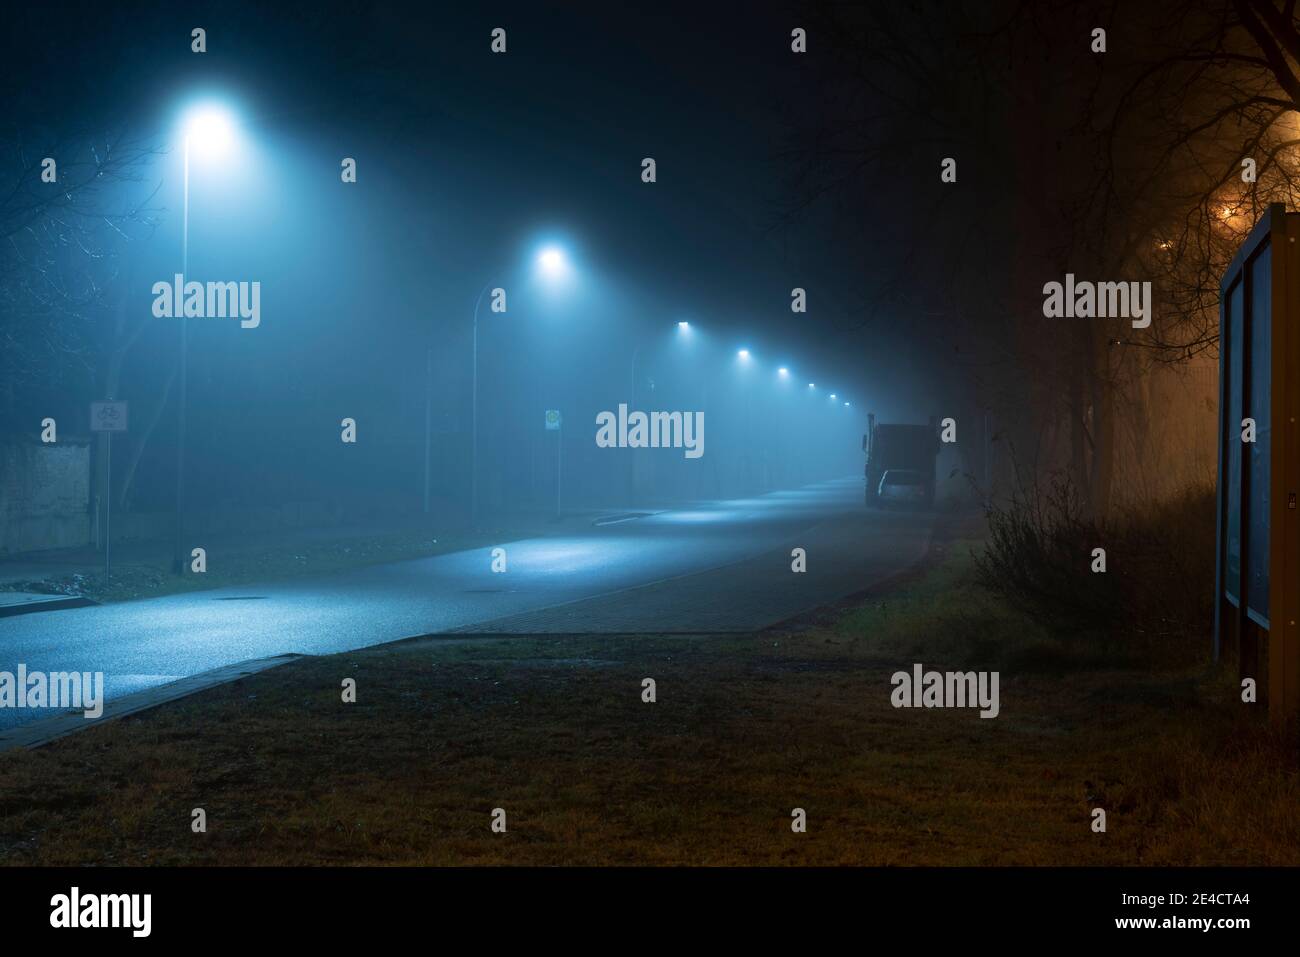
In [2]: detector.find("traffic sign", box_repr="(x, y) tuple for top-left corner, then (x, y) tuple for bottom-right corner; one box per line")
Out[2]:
(90, 401), (128, 432)
(545, 409), (562, 431)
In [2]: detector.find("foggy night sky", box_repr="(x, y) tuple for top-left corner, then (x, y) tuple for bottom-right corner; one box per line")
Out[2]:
(0, 2), (952, 513)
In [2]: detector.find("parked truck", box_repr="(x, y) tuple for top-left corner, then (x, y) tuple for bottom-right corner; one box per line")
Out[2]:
(862, 414), (940, 506)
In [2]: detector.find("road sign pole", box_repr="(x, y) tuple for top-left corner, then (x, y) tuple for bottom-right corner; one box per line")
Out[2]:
(544, 410), (563, 518)
(90, 400), (127, 577)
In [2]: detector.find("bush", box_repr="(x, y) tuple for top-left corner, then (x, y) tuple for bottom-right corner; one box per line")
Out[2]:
(974, 475), (1215, 663)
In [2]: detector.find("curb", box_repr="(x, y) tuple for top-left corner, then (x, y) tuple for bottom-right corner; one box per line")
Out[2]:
(591, 512), (655, 527)
(0, 594), (99, 618)
(0, 653), (304, 752)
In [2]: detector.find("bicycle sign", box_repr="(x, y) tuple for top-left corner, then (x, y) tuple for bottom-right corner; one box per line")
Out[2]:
(90, 400), (128, 432)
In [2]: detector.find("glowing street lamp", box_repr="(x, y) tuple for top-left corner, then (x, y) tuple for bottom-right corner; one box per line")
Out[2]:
(537, 245), (569, 278)
(629, 319), (698, 504)
(183, 106), (234, 157)
(737, 348), (751, 361)
(470, 243), (574, 524)
(173, 100), (240, 574)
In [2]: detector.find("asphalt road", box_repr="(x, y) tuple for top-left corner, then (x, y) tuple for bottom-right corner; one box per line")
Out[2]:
(0, 477), (936, 731)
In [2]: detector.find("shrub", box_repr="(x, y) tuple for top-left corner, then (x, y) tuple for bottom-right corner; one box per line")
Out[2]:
(974, 474), (1214, 663)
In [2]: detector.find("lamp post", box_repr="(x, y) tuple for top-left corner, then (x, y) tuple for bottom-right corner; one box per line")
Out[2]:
(470, 280), (492, 527)
(173, 133), (189, 574)
(173, 104), (235, 574)
(469, 245), (571, 526)
(627, 321), (695, 505)
(628, 341), (644, 505)
(736, 349), (754, 491)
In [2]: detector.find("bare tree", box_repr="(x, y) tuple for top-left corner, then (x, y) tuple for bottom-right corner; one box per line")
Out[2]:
(779, 0), (1300, 515)
(0, 129), (160, 424)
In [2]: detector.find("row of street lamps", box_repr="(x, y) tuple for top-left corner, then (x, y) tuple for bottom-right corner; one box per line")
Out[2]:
(735, 347), (851, 406)
(169, 101), (856, 555)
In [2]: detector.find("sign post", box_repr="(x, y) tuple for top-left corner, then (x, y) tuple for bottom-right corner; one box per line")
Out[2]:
(545, 410), (562, 518)
(90, 401), (128, 578)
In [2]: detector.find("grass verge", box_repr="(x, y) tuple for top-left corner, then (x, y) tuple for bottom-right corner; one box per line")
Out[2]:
(0, 536), (1295, 865)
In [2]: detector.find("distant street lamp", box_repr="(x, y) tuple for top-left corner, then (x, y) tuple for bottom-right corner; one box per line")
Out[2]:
(628, 320), (695, 504)
(469, 280), (492, 526)
(174, 102), (238, 574)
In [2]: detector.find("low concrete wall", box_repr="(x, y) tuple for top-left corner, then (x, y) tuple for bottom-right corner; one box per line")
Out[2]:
(106, 500), (345, 543)
(2, 435), (403, 555)
(0, 440), (91, 554)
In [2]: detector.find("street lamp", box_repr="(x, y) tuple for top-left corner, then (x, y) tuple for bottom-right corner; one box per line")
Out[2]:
(184, 106), (233, 156)
(469, 245), (571, 525)
(536, 245), (570, 280)
(173, 101), (238, 574)
(734, 348), (758, 489)
(629, 320), (697, 504)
